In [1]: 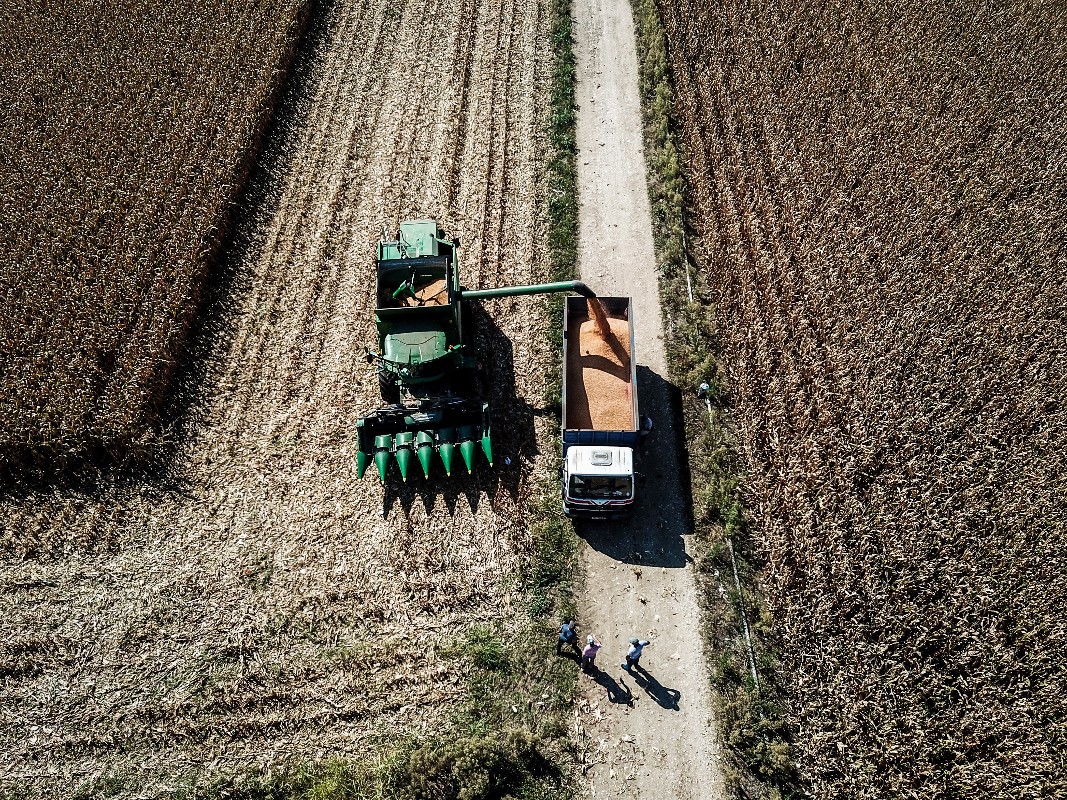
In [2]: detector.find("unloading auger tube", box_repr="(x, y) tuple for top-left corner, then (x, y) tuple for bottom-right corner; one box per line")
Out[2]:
(355, 218), (596, 482)
(459, 280), (596, 301)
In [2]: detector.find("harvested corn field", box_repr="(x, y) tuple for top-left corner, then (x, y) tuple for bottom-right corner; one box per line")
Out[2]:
(661, 0), (1067, 796)
(0, 0), (563, 793)
(0, 0), (309, 479)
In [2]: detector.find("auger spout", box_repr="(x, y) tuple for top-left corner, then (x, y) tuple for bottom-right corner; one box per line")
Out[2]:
(459, 280), (596, 301)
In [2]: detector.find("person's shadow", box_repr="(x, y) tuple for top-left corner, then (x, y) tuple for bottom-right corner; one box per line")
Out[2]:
(556, 644), (582, 663)
(593, 669), (634, 706)
(628, 665), (681, 710)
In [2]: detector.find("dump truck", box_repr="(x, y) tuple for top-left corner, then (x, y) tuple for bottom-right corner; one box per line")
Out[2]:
(561, 296), (641, 519)
(356, 219), (595, 481)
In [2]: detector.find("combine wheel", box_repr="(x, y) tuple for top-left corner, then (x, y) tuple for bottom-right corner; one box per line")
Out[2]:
(379, 370), (401, 403)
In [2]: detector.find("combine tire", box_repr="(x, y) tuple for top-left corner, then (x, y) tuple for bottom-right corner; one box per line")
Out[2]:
(379, 371), (400, 403)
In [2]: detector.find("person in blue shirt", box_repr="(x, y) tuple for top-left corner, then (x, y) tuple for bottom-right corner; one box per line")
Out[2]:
(622, 637), (651, 671)
(557, 620), (581, 656)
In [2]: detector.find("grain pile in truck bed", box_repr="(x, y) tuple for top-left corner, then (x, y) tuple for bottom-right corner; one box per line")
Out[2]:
(566, 302), (632, 430)
(402, 279), (448, 306)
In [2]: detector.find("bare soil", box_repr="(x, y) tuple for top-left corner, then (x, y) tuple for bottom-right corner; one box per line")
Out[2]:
(571, 0), (726, 795)
(0, 0), (559, 793)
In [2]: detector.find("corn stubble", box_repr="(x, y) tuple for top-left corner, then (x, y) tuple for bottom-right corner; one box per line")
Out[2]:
(0, 0), (559, 793)
(662, 0), (1067, 796)
(0, 0), (308, 480)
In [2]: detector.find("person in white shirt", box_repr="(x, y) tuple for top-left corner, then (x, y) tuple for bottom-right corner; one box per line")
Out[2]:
(623, 637), (651, 671)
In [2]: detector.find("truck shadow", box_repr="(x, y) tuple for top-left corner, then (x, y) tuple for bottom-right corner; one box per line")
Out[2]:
(380, 303), (542, 516)
(575, 365), (694, 568)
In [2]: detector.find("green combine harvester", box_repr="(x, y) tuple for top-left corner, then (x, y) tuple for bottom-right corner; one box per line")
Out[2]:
(357, 219), (594, 481)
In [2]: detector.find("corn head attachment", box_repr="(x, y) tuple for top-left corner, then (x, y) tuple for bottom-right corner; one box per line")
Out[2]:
(356, 399), (492, 481)
(356, 219), (594, 482)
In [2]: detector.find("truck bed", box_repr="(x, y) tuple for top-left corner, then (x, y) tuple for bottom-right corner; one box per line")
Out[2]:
(563, 297), (637, 434)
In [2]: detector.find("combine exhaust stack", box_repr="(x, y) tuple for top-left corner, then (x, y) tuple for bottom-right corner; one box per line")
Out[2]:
(356, 219), (593, 482)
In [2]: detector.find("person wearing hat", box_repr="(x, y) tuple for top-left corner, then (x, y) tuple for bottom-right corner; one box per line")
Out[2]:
(580, 634), (602, 673)
(622, 637), (651, 671)
(557, 620), (581, 656)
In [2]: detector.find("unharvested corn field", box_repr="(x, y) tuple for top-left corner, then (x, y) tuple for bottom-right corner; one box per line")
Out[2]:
(662, 0), (1067, 796)
(0, 0), (563, 793)
(0, 0), (310, 479)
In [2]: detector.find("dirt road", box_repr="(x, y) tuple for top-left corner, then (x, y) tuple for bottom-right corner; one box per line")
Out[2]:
(0, 0), (559, 792)
(572, 0), (726, 796)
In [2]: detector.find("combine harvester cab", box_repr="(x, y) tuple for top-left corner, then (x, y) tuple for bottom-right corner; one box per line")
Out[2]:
(357, 219), (594, 482)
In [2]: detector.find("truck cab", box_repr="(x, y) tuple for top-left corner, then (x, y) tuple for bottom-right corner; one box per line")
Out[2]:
(562, 445), (635, 519)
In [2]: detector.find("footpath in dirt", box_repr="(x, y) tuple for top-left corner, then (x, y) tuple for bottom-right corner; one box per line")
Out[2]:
(572, 0), (726, 796)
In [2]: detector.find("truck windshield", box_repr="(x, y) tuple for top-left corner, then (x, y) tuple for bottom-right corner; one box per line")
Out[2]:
(569, 475), (633, 500)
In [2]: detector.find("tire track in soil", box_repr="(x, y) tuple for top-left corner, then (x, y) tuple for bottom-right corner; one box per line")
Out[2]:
(0, 0), (558, 793)
(278, 0), (440, 436)
(482, 0), (518, 290)
(444, 0), (479, 211)
(215, 1), (373, 437)
(383, 0), (444, 222)
(269, 64), (389, 435)
(475, 4), (500, 281)
(471, 0), (542, 478)
(232, 0), (401, 445)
